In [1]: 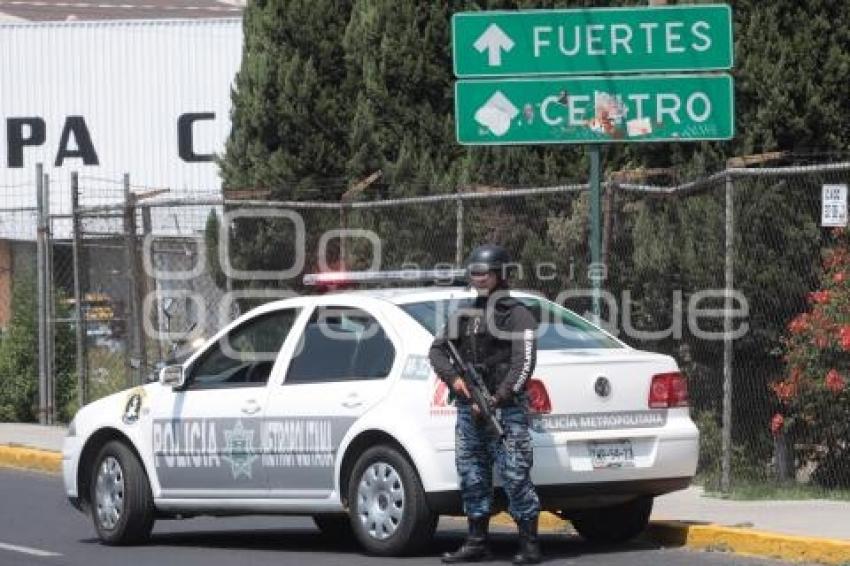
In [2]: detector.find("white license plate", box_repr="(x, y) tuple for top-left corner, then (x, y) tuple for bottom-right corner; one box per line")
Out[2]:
(588, 440), (635, 469)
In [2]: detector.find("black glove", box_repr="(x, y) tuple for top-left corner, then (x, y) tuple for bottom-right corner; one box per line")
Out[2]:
(493, 386), (513, 407)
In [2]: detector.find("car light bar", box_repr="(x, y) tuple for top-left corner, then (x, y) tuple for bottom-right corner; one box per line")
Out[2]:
(303, 268), (467, 287)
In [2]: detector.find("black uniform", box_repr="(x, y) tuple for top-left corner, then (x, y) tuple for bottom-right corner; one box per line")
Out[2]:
(428, 286), (541, 522)
(430, 288), (537, 403)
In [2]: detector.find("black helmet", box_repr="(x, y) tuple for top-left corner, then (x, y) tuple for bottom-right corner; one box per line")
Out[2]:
(465, 244), (511, 277)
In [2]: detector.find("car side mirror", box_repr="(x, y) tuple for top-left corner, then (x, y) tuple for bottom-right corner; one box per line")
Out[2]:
(159, 365), (186, 389)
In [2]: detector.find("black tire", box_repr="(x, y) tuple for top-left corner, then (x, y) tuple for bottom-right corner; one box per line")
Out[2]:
(347, 445), (438, 556)
(313, 514), (354, 540)
(570, 496), (653, 544)
(89, 440), (155, 545)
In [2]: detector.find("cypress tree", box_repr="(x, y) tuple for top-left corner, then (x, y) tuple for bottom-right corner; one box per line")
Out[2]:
(221, 0), (354, 280)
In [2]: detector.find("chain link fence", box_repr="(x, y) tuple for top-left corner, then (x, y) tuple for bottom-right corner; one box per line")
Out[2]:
(1, 159), (848, 495)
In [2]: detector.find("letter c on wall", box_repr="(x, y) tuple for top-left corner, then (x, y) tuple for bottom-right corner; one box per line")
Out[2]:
(178, 112), (215, 162)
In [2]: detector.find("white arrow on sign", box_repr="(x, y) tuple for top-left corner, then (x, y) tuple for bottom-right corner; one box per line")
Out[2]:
(473, 23), (514, 67)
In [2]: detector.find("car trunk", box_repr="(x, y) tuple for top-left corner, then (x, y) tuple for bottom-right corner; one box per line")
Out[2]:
(528, 348), (680, 460)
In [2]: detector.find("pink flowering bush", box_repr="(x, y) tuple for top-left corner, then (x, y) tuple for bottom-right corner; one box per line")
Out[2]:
(775, 228), (850, 487)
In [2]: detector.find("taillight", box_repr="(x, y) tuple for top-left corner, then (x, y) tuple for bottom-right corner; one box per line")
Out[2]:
(526, 379), (552, 414)
(649, 372), (689, 408)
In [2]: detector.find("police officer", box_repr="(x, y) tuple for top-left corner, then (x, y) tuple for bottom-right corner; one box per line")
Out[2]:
(429, 244), (542, 565)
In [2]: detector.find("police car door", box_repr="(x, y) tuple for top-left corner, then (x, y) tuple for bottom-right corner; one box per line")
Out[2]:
(263, 303), (398, 499)
(150, 307), (300, 499)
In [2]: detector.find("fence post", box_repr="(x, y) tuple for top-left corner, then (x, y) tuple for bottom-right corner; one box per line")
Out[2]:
(721, 170), (735, 494)
(455, 194), (464, 267)
(36, 164), (48, 424)
(71, 172), (88, 407)
(123, 174), (145, 386)
(141, 206), (162, 365)
(44, 172), (56, 424)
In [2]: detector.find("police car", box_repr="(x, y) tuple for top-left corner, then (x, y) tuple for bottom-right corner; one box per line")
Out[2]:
(62, 270), (699, 556)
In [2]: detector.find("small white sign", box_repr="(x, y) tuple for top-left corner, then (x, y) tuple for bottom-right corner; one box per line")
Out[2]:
(822, 184), (848, 227)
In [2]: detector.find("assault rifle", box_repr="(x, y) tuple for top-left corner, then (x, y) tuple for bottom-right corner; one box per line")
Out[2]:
(442, 339), (506, 442)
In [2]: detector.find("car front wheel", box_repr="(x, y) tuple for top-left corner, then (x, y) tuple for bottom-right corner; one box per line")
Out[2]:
(570, 495), (653, 544)
(90, 440), (155, 545)
(347, 445), (437, 556)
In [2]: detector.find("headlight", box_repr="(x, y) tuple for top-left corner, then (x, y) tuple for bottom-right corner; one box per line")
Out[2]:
(67, 417), (76, 437)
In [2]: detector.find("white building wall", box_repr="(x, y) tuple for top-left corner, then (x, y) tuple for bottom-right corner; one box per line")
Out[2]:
(0, 18), (243, 238)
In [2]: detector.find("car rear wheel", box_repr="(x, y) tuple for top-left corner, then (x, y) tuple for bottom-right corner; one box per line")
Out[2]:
(570, 496), (653, 544)
(90, 440), (155, 545)
(347, 445), (437, 556)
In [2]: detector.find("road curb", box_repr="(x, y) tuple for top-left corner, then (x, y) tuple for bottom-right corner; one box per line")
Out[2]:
(646, 520), (850, 565)
(0, 444), (62, 473)
(490, 511), (568, 532)
(490, 512), (850, 565)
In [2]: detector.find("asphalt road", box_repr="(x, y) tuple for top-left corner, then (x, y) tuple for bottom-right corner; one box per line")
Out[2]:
(0, 468), (817, 566)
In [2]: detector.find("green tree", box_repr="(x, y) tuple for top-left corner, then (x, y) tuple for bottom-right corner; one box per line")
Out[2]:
(220, 0), (355, 283)
(0, 272), (77, 422)
(204, 209), (227, 291)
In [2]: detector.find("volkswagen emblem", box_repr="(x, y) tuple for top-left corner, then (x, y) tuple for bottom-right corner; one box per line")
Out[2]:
(594, 376), (612, 398)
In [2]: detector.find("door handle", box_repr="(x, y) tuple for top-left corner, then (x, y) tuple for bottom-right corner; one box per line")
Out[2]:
(241, 400), (262, 415)
(342, 393), (363, 409)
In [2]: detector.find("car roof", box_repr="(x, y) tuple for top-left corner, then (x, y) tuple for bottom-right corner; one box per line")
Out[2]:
(326, 286), (470, 303)
(239, 287), (546, 319)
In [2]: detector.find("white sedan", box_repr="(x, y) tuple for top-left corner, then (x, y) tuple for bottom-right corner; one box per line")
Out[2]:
(62, 278), (699, 555)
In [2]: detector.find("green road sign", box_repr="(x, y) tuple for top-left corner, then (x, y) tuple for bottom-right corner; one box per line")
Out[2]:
(455, 74), (734, 145)
(452, 5), (733, 78)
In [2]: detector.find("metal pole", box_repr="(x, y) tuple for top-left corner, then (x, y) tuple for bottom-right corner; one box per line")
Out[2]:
(123, 174), (143, 386)
(456, 195), (464, 267)
(602, 179), (615, 267)
(339, 203), (346, 269)
(36, 164), (48, 425)
(71, 172), (88, 407)
(589, 146), (603, 322)
(44, 173), (55, 424)
(141, 206), (162, 365)
(721, 171), (735, 494)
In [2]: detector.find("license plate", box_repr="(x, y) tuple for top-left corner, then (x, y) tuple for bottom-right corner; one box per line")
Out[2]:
(588, 440), (635, 469)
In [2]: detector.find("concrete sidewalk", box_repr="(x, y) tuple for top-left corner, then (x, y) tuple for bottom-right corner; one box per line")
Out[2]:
(654, 486), (850, 541)
(0, 422), (67, 452)
(3, 423), (850, 564)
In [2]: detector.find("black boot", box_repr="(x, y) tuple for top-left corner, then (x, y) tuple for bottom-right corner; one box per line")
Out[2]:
(512, 517), (542, 565)
(442, 516), (491, 563)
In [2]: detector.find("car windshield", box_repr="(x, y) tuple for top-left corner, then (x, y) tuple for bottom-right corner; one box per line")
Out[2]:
(399, 295), (622, 350)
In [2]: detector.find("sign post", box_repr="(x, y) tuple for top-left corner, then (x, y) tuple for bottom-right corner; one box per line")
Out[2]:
(589, 146), (602, 322)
